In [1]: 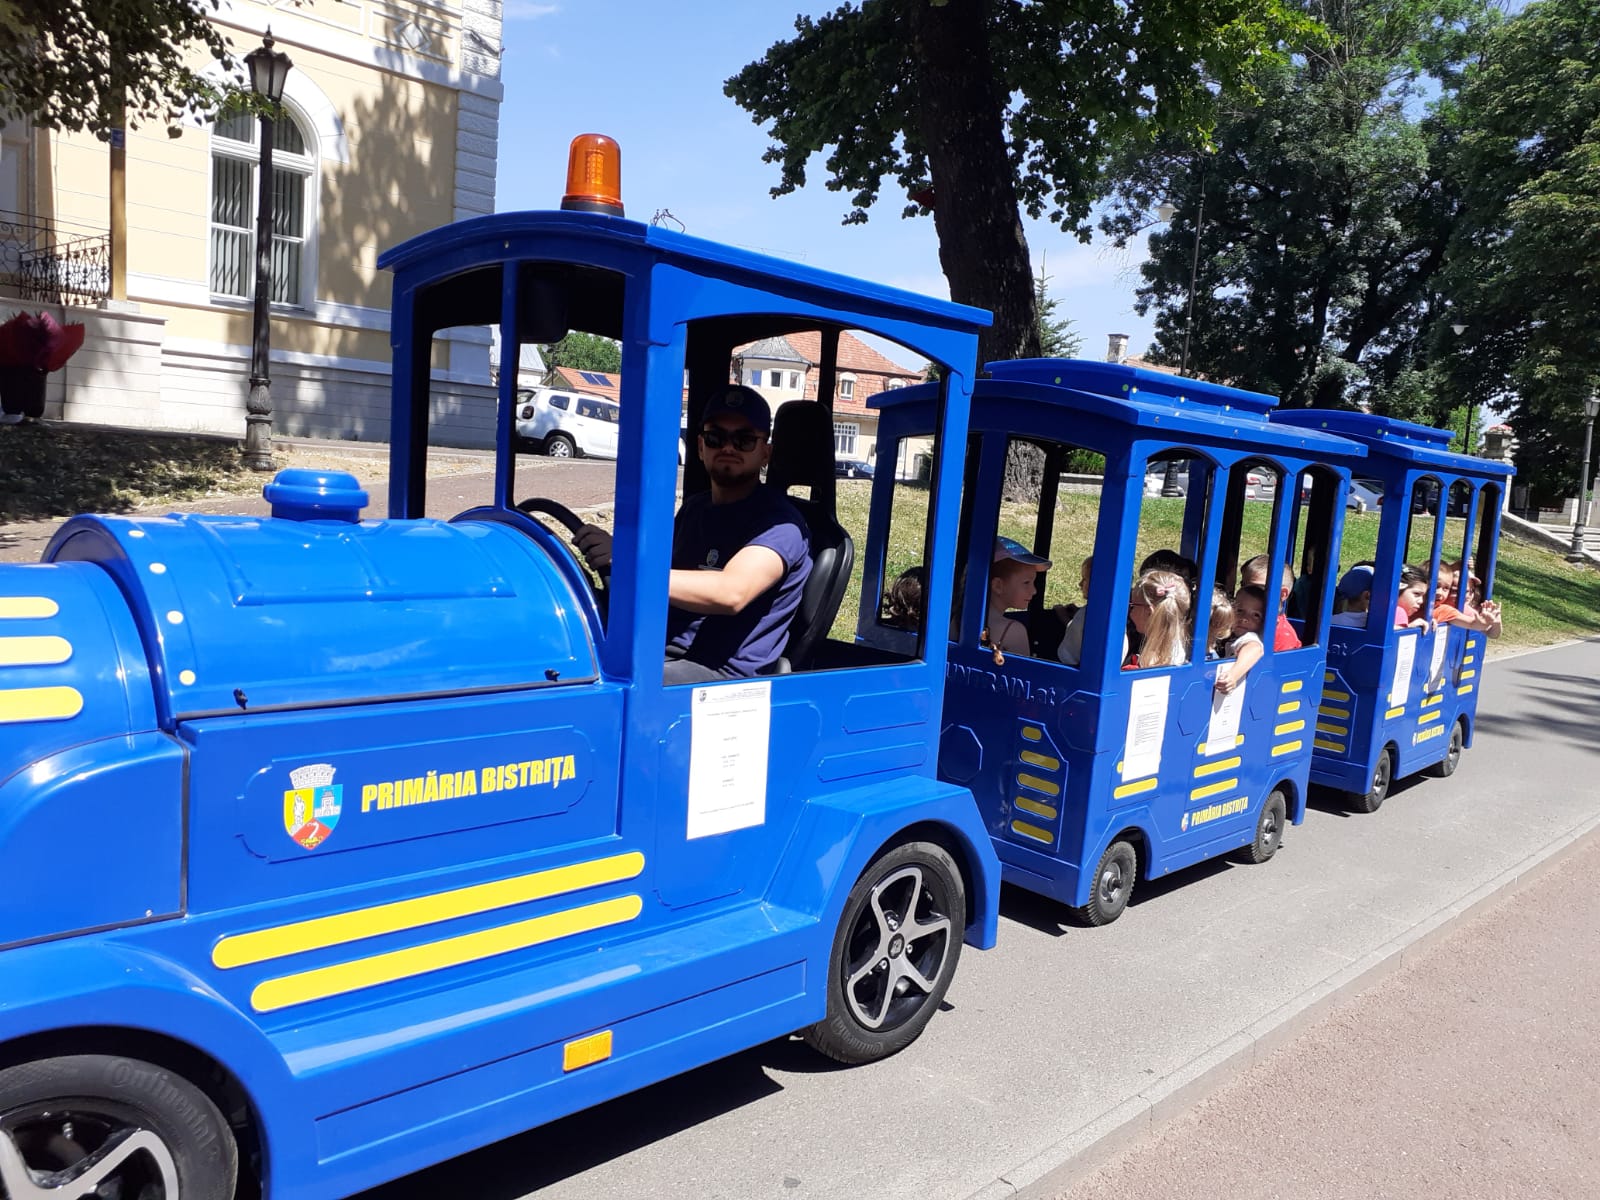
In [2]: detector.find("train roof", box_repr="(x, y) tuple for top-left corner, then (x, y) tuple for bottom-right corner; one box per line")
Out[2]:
(875, 359), (1366, 459)
(1271, 410), (1515, 479)
(378, 209), (992, 341)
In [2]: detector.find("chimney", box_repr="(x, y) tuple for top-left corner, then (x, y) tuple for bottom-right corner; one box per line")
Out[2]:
(1106, 333), (1129, 363)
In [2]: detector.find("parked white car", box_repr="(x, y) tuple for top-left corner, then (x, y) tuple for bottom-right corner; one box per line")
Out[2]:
(515, 388), (620, 459)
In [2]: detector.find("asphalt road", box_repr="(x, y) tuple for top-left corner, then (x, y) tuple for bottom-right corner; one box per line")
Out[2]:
(344, 638), (1600, 1200)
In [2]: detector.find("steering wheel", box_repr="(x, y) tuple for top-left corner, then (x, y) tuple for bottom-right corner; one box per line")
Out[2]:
(514, 497), (611, 597)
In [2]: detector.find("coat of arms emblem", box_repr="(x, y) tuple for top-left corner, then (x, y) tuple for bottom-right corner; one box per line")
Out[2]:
(283, 763), (343, 850)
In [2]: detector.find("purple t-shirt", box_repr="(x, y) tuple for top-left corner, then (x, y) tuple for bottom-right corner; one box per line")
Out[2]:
(667, 486), (811, 676)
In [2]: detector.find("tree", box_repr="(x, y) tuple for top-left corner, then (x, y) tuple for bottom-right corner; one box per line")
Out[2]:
(1100, 0), (1497, 411)
(1440, 0), (1600, 502)
(0, 0), (239, 138)
(542, 332), (622, 375)
(1034, 263), (1082, 360)
(728, 1), (1309, 499)
(727, 0), (1312, 372)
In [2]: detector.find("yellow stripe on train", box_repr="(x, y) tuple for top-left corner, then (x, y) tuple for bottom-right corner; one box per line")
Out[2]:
(250, 894), (644, 1012)
(215, 851), (647, 969)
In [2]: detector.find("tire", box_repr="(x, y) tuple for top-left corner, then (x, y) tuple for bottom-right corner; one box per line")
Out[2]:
(1350, 747), (1394, 814)
(803, 840), (965, 1064)
(1243, 789), (1287, 864)
(1073, 839), (1137, 927)
(544, 433), (577, 459)
(0, 1054), (238, 1200)
(1429, 721), (1465, 778)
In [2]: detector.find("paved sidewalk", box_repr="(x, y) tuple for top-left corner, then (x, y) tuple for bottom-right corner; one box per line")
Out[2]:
(1055, 830), (1600, 1200)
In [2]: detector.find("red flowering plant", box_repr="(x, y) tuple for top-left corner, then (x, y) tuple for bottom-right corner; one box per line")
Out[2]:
(0, 310), (87, 424)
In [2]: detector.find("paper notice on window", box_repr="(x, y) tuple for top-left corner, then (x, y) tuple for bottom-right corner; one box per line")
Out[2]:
(1427, 624), (1449, 691)
(1388, 632), (1418, 708)
(1121, 675), (1170, 781)
(1206, 682), (1247, 755)
(687, 680), (771, 840)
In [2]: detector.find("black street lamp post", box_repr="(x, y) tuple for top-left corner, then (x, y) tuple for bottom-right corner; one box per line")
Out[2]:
(241, 31), (293, 471)
(1451, 322), (1474, 454)
(1570, 389), (1600, 560)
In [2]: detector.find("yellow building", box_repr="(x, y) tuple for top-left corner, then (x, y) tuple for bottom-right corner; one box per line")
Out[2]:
(0, 0), (502, 444)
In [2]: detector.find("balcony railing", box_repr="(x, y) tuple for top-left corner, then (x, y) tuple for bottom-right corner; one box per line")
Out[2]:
(0, 210), (111, 307)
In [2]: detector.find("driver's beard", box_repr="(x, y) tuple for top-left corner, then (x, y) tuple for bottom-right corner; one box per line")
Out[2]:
(709, 460), (762, 490)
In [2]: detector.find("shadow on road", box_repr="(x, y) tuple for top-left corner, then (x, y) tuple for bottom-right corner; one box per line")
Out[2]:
(354, 1043), (785, 1200)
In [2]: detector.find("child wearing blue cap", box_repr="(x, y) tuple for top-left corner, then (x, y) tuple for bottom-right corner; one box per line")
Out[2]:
(1331, 563), (1375, 627)
(985, 537), (1050, 657)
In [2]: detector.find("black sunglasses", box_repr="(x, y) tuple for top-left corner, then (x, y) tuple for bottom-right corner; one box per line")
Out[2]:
(700, 426), (763, 452)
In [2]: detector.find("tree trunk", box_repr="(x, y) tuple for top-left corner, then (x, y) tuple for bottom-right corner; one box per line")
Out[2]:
(909, 0), (1039, 368)
(909, 0), (1042, 499)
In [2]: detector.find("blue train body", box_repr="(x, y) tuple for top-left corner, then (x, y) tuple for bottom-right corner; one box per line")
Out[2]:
(0, 207), (1002, 1198)
(1271, 410), (1514, 806)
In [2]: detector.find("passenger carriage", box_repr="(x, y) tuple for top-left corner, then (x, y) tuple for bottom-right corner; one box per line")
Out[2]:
(862, 360), (1366, 923)
(1271, 411), (1514, 811)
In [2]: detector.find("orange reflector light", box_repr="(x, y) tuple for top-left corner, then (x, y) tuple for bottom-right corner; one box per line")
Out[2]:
(561, 133), (624, 217)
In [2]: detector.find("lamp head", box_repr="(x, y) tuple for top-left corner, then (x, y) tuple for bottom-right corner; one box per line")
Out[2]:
(1155, 201), (1176, 223)
(1451, 322), (1467, 336)
(246, 30), (294, 103)
(1584, 392), (1600, 420)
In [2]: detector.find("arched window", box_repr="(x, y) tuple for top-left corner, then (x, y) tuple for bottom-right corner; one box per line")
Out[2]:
(209, 105), (314, 305)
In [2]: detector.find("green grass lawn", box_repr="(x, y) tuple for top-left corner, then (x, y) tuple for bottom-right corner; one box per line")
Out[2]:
(833, 482), (1600, 653)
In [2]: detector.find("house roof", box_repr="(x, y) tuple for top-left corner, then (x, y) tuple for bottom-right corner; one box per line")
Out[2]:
(550, 366), (621, 403)
(738, 336), (810, 364)
(732, 330), (920, 379)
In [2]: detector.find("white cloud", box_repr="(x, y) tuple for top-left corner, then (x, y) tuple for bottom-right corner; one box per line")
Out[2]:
(503, 2), (559, 19)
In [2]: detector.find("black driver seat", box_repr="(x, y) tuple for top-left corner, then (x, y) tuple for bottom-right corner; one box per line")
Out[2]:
(765, 400), (855, 672)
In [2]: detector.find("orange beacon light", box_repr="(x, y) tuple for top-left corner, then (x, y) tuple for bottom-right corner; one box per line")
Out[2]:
(560, 134), (624, 217)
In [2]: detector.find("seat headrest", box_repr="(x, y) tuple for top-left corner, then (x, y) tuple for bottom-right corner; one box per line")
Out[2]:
(766, 401), (837, 514)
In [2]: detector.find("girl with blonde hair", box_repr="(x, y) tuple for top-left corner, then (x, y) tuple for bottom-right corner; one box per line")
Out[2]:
(1126, 569), (1191, 669)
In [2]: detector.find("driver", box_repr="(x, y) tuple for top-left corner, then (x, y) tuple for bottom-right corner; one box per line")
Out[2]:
(575, 384), (811, 683)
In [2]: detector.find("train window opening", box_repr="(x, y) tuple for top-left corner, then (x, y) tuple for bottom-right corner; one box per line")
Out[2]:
(1213, 456), (1278, 598)
(1282, 466), (1341, 647)
(743, 325), (941, 674)
(976, 435), (1112, 667)
(1403, 475), (1446, 600)
(1443, 480), (1476, 608)
(1473, 484), (1502, 604)
(1132, 450), (1214, 669)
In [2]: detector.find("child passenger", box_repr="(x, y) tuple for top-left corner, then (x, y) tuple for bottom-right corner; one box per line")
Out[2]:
(1126, 569), (1191, 669)
(1394, 563), (1432, 630)
(1215, 584), (1266, 694)
(1330, 563), (1375, 627)
(985, 537), (1050, 657)
(1206, 587), (1234, 659)
(1239, 554), (1302, 650)
(882, 566), (926, 631)
(1056, 554), (1093, 666)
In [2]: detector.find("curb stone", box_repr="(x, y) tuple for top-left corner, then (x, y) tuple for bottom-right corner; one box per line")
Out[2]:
(969, 811), (1600, 1200)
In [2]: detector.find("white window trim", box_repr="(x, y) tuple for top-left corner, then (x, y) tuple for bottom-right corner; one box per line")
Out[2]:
(206, 99), (319, 312)
(834, 420), (860, 457)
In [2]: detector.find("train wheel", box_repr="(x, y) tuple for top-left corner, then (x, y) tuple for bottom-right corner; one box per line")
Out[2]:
(1429, 721), (1465, 778)
(804, 840), (964, 1064)
(1351, 748), (1394, 814)
(0, 1055), (238, 1200)
(1074, 839), (1137, 927)
(1243, 789), (1287, 864)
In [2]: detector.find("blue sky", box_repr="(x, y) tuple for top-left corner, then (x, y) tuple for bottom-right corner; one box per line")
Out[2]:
(493, 2), (1160, 370)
